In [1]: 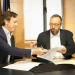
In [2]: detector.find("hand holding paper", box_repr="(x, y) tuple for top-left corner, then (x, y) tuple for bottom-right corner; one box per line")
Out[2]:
(32, 48), (48, 56)
(57, 47), (67, 54)
(37, 45), (65, 61)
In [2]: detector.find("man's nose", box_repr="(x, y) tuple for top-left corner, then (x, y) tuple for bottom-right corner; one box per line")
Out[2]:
(52, 25), (55, 28)
(15, 23), (18, 26)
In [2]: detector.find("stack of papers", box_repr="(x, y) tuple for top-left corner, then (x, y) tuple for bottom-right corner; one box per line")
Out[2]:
(37, 46), (65, 61)
(3, 60), (40, 71)
(52, 58), (75, 65)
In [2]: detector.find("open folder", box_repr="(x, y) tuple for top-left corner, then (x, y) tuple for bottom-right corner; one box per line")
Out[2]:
(30, 62), (75, 73)
(30, 58), (75, 73)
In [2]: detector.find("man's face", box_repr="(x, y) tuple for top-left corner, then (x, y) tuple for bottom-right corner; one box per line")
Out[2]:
(4, 17), (18, 32)
(50, 17), (62, 35)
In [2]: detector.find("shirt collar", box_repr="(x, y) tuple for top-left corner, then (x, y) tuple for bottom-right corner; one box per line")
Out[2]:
(2, 26), (13, 36)
(50, 30), (60, 37)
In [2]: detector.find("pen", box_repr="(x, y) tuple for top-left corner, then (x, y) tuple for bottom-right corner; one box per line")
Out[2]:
(35, 43), (47, 54)
(35, 43), (44, 50)
(31, 42), (44, 49)
(40, 45), (44, 50)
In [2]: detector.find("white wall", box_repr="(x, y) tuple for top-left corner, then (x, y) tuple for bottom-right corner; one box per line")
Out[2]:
(24, 0), (43, 40)
(46, 0), (62, 30)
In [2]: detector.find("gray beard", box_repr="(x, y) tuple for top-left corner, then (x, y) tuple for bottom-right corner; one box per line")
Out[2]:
(51, 30), (59, 35)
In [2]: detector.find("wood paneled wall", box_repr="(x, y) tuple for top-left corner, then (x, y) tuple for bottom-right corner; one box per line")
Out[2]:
(63, 0), (75, 42)
(63, 0), (75, 57)
(11, 0), (25, 48)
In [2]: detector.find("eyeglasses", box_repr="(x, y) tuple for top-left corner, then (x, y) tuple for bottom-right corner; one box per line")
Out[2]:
(49, 23), (61, 27)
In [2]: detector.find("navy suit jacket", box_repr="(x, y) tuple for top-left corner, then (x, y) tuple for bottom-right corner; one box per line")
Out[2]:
(0, 27), (31, 63)
(37, 29), (75, 57)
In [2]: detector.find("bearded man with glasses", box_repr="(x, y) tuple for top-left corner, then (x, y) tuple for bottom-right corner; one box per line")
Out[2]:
(31, 14), (75, 59)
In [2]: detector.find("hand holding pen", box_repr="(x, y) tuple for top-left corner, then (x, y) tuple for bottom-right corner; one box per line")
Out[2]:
(35, 43), (44, 50)
(30, 42), (46, 51)
(30, 42), (44, 49)
(30, 42), (48, 55)
(30, 42), (37, 48)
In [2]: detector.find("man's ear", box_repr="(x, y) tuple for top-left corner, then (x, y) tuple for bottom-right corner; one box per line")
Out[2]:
(4, 20), (8, 25)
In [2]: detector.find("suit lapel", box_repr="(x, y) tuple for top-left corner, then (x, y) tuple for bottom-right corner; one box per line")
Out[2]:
(60, 29), (65, 45)
(46, 30), (50, 49)
(0, 27), (8, 62)
(0, 27), (7, 42)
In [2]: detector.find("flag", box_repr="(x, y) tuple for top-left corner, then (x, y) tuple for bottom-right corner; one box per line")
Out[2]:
(3, 0), (10, 13)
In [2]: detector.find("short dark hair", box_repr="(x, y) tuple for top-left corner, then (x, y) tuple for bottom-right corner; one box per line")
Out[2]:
(1, 11), (18, 26)
(50, 14), (62, 22)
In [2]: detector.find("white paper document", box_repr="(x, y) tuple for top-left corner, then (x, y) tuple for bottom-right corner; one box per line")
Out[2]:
(3, 61), (40, 71)
(52, 58), (75, 65)
(37, 46), (65, 61)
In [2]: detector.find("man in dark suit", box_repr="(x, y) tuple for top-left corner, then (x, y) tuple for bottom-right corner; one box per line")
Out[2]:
(0, 11), (48, 64)
(31, 14), (75, 58)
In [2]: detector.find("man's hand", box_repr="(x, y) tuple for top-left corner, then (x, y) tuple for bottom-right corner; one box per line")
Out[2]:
(32, 48), (48, 56)
(30, 42), (37, 48)
(57, 47), (67, 54)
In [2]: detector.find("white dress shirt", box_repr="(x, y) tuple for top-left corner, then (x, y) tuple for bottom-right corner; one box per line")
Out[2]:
(2, 26), (13, 62)
(50, 30), (64, 59)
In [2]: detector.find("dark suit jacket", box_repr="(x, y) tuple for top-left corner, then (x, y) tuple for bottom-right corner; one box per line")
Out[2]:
(0, 27), (31, 63)
(37, 29), (75, 57)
